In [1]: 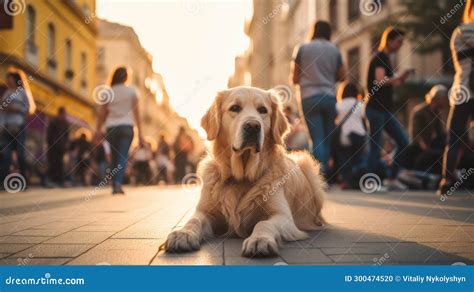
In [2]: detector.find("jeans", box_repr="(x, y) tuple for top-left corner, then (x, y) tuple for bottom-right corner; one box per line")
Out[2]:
(442, 99), (474, 181)
(301, 93), (336, 173)
(366, 107), (409, 179)
(106, 125), (134, 186)
(0, 125), (28, 183)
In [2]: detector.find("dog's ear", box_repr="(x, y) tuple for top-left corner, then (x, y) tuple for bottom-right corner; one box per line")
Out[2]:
(269, 91), (289, 145)
(201, 90), (226, 140)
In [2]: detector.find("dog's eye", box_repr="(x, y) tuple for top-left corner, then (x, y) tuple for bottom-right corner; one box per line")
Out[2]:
(229, 105), (242, 113)
(257, 106), (268, 114)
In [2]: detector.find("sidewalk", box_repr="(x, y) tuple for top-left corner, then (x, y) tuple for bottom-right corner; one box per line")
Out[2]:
(0, 186), (472, 265)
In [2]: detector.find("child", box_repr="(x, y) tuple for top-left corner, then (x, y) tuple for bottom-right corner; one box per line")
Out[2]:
(336, 82), (368, 189)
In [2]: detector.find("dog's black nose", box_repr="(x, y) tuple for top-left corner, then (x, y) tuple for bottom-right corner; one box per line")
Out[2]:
(243, 121), (261, 135)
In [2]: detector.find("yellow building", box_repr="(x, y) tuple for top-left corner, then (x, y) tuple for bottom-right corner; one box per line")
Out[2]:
(0, 0), (97, 127)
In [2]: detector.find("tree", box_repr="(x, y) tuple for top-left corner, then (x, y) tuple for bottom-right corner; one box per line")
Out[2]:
(399, 0), (464, 73)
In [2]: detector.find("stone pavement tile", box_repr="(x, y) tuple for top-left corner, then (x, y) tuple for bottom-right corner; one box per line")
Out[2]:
(0, 236), (51, 244)
(45, 231), (115, 244)
(0, 244), (33, 254)
(224, 256), (286, 266)
(2, 257), (71, 265)
(12, 229), (68, 237)
(0, 253), (11, 259)
(223, 238), (245, 257)
(13, 244), (93, 258)
(152, 253), (223, 265)
(280, 248), (332, 264)
(381, 242), (471, 264)
(68, 239), (161, 265)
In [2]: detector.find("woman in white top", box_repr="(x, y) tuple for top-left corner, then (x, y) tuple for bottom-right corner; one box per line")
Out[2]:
(0, 70), (36, 189)
(335, 82), (368, 189)
(439, 0), (474, 195)
(95, 67), (143, 194)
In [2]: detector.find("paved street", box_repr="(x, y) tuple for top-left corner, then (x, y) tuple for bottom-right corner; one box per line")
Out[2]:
(0, 185), (472, 265)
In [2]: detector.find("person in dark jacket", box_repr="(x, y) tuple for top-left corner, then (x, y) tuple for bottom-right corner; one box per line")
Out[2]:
(47, 107), (69, 185)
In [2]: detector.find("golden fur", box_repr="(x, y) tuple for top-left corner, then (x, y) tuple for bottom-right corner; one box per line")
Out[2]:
(163, 86), (326, 257)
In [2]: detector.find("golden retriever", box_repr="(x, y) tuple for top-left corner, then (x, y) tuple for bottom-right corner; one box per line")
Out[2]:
(163, 86), (326, 257)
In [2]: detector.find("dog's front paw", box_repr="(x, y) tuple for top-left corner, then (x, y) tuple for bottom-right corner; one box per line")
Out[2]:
(163, 230), (201, 253)
(242, 236), (278, 258)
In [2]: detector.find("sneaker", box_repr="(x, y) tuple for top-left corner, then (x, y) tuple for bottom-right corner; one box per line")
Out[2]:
(112, 184), (125, 195)
(383, 178), (408, 191)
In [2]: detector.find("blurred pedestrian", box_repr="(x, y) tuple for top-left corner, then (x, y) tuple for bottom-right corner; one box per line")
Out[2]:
(133, 142), (152, 185)
(0, 70), (36, 190)
(69, 132), (91, 186)
(156, 133), (173, 184)
(365, 27), (414, 190)
(174, 126), (193, 183)
(292, 20), (346, 173)
(283, 106), (309, 151)
(335, 83), (368, 189)
(404, 85), (448, 174)
(47, 107), (69, 186)
(95, 67), (143, 194)
(439, 1), (474, 196)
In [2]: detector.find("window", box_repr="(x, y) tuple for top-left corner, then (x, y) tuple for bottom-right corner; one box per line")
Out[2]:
(26, 5), (36, 52)
(80, 52), (87, 90)
(347, 46), (361, 84)
(47, 23), (55, 58)
(64, 39), (74, 81)
(329, 0), (338, 31)
(348, 0), (360, 22)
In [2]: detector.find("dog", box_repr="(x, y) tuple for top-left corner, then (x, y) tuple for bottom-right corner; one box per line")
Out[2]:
(162, 86), (326, 257)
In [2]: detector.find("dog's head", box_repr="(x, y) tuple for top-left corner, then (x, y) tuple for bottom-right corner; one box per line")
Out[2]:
(201, 86), (289, 153)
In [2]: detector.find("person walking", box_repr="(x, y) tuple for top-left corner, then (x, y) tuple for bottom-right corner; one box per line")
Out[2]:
(95, 67), (143, 194)
(0, 70), (36, 190)
(292, 21), (346, 173)
(438, 0), (474, 196)
(365, 27), (414, 190)
(47, 107), (70, 186)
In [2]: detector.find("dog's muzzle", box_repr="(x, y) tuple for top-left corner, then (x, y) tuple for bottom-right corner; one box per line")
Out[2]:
(239, 120), (262, 152)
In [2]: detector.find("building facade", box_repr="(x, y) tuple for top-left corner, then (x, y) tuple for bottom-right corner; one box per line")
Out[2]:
(0, 0), (97, 126)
